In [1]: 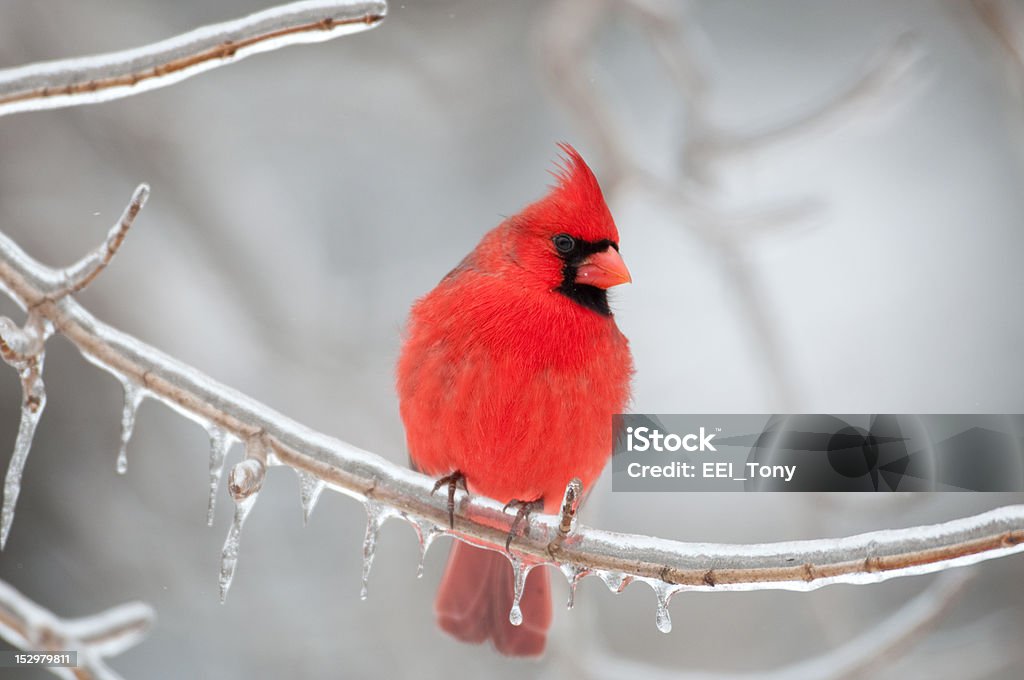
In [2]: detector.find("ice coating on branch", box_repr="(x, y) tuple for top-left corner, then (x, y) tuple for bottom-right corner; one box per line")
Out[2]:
(219, 494), (258, 603)
(652, 582), (676, 634)
(206, 427), (232, 526)
(0, 1), (389, 117)
(59, 183), (149, 297)
(0, 316), (49, 550)
(560, 564), (587, 609)
(509, 556), (530, 626)
(596, 569), (632, 594)
(228, 456), (266, 501)
(361, 502), (398, 600)
(557, 477), (583, 536)
(655, 601), (672, 633)
(0, 216), (1022, 629)
(0, 317), (45, 357)
(116, 380), (145, 475)
(0, 373), (45, 550)
(0, 396), (44, 550)
(296, 470), (326, 525)
(219, 452), (267, 602)
(410, 517), (438, 579)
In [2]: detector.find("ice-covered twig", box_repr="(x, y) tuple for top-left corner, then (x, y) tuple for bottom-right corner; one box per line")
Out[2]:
(0, 184), (149, 546)
(557, 477), (583, 537)
(574, 571), (971, 680)
(0, 0), (387, 117)
(59, 185), (149, 299)
(0, 578), (154, 680)
(2, 220), (1024, 607)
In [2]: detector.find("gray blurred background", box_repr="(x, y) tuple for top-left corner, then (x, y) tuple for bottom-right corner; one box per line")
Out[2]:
(1, 0), (1023, 677)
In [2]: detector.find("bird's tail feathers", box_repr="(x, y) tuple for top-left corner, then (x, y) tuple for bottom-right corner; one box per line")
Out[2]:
(435, 540), (551, 657)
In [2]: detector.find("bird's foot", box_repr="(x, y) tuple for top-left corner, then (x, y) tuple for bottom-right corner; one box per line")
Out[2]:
(431, 470), (468, 529)
(502, 498), (544, 552)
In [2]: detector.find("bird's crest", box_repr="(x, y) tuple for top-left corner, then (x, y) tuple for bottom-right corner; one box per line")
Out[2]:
(548, 142), (604, 205)
(532, 143), (618, 244)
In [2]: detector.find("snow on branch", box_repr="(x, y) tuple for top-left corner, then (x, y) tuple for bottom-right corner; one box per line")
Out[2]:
(0, 0), (386, 117)
(1, 191), (1024, 634)
(0, 578), (153, 680)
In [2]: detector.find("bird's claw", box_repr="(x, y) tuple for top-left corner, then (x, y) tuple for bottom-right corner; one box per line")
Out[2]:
(431, 470), (468, 529)
(502, 498), (544, 552)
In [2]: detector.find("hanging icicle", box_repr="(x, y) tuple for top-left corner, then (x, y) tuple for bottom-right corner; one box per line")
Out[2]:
(219, 446), (266, 603)
(206, 427), (232, 526)
(296, 470), (326, 526)
(116, 379), (146, 475)
(0, 315), (49, 550)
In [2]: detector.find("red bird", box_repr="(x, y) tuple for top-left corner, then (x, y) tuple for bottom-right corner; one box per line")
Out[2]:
(397, 144), (633, 657)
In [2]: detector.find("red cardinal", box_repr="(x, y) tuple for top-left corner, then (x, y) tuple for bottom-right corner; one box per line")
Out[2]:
(397, 144), (633, 656)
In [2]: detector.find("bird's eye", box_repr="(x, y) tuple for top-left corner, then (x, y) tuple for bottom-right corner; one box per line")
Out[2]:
(553, 234), (576, 254)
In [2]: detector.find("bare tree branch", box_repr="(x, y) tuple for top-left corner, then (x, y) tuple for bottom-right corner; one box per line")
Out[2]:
(971, 0), (1024, 80)
(965, 0), (1024, 145)
(0, 0), (386, 117)
(685, 31), (923, 164)
(536, 0), (926, 410)
(1, 196), (1023, 634)
(568, 570), (971, 680)
(0, 578), (153, 680)
(898, 609), (1021, 678)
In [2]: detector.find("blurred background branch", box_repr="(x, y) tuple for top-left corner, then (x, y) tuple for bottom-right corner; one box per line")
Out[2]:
(0, 578), (153, 680)
(538, 0), (925, 410)
(970, 0), (1024, 83)
(558, 569), (972, 680)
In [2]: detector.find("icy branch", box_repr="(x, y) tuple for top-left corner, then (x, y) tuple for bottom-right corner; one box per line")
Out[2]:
(2, 210), (1024, 623)
(0, 183), (151, 547)
(59, 185), (149, 299)
(0, 578), (153, 680)
(0, 0), (386, 117)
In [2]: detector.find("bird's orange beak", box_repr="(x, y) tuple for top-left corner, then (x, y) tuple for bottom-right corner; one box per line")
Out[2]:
(574, 247), (631, 289)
